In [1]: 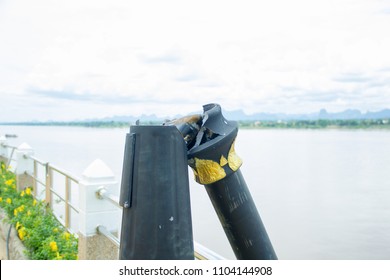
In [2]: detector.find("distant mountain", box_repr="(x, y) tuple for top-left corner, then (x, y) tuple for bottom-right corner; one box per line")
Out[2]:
(85, 114), (162, 123)
(85, 108), (390, 124)
(91, 108), (390, 123)
(2, 108), (389, 125)
(365, 109), (390, 120)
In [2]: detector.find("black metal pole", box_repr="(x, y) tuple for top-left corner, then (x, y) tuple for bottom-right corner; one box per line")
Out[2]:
(204, 170), (277, 259)
(119, 125), (194, 260)
(186, 104), (277, 260)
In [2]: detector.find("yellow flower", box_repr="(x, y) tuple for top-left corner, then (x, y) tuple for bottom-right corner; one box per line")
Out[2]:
(49, 241), (58, 252)
(33, 199), (37, 206)
(25, 187), (32, 196)
(20, 191), (25, 197)
(18, 227), (26, 240)
(1, 163), (5, 170)
(5, 179), (14, 186)
(6, 198), (11, 204)
(16, 221), (21, 230)
(53, 228), (59, 233)
(14, 206), (24, 216)
(0, 197), (2, 202)
(63, 232), (71, 241)
(15, 205), (24, 212)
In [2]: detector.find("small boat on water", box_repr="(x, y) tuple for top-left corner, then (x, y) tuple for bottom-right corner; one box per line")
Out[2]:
(5, 134), (17, 138)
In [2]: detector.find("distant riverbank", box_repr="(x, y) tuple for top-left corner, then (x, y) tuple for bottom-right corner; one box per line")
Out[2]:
(1, 118), (390, 129)
(238, 118), (390, 129)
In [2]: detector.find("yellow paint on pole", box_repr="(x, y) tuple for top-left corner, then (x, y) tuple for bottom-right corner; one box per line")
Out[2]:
(220, 155), (228, 166)
(194, 157), (226, 184)
(228, 140), (242, 171)
(189, 138), (243, 185)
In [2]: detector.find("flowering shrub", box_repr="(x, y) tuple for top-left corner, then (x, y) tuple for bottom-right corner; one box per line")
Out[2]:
(0, 162), (78, 260)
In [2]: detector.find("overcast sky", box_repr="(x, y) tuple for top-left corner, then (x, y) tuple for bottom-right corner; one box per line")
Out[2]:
(1, 0), (390, 122)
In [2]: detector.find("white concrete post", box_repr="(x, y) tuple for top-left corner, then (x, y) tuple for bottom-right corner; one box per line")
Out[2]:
(0, 136), (8, 164)
(77, 159), (121, 260)
(15, 143), (34, 191)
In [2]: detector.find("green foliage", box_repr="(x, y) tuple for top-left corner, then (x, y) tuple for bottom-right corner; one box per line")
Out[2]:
(238, 118), (390, 129)
(0, 162), (78, 260)
(2, 118), (390, 129)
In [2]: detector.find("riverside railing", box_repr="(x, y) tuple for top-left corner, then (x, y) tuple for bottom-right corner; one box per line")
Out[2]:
(1, 143), (17, 169)
(0, 140), (80, 233)
(28, 155), (80, 230)
(0, 136), (224, 260)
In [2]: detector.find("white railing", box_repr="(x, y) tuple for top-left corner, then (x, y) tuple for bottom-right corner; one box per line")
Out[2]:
(29, 155), (80, 230)
(1, 141), (80, 233)
(3, 144), (17, 169)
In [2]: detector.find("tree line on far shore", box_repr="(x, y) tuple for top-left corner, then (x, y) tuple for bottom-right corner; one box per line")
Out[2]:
(238, 118), (390, 129)
(2, 118), (390, 129)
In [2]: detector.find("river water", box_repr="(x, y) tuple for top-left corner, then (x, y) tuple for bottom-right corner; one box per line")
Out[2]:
(1, 125), (390, 260)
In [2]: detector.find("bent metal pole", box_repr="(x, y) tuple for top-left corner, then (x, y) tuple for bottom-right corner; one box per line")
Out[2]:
(174, 103), (277, 260)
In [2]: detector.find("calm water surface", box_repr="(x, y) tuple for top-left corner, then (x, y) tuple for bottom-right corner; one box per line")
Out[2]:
(1, 125), (389, 259)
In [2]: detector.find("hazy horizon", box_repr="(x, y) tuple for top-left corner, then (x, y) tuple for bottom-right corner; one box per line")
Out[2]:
(1, 106), (390, 124)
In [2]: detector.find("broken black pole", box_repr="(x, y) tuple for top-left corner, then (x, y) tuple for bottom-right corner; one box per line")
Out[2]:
(186, 104), (277, 260)
(119, 125), (194, 259)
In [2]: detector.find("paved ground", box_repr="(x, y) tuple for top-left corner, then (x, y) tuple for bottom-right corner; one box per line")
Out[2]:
(0, 235), (8, 260)
(0, 210), (28, 260)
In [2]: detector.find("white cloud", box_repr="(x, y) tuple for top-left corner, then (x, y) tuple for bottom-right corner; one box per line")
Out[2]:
(1, 0), (390, 121)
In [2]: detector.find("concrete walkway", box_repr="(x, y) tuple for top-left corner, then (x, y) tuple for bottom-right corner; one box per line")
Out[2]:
(0, 209), (28, 260)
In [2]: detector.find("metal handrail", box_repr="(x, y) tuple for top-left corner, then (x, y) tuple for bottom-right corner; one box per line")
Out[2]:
(194, 242), (226, 260)
(28, 155), (80, 183)
(28, 155), (47, 166)
(1, 143), (18, 150)
(25, 154), (81, 228)
(96, 225), (120, 247)
(96, 187), (121, 208)
(49, 187), (79, 213)
(2, 143), (17, 168)
(50, 163), (81, 183)
(25, 171), (46, 186)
